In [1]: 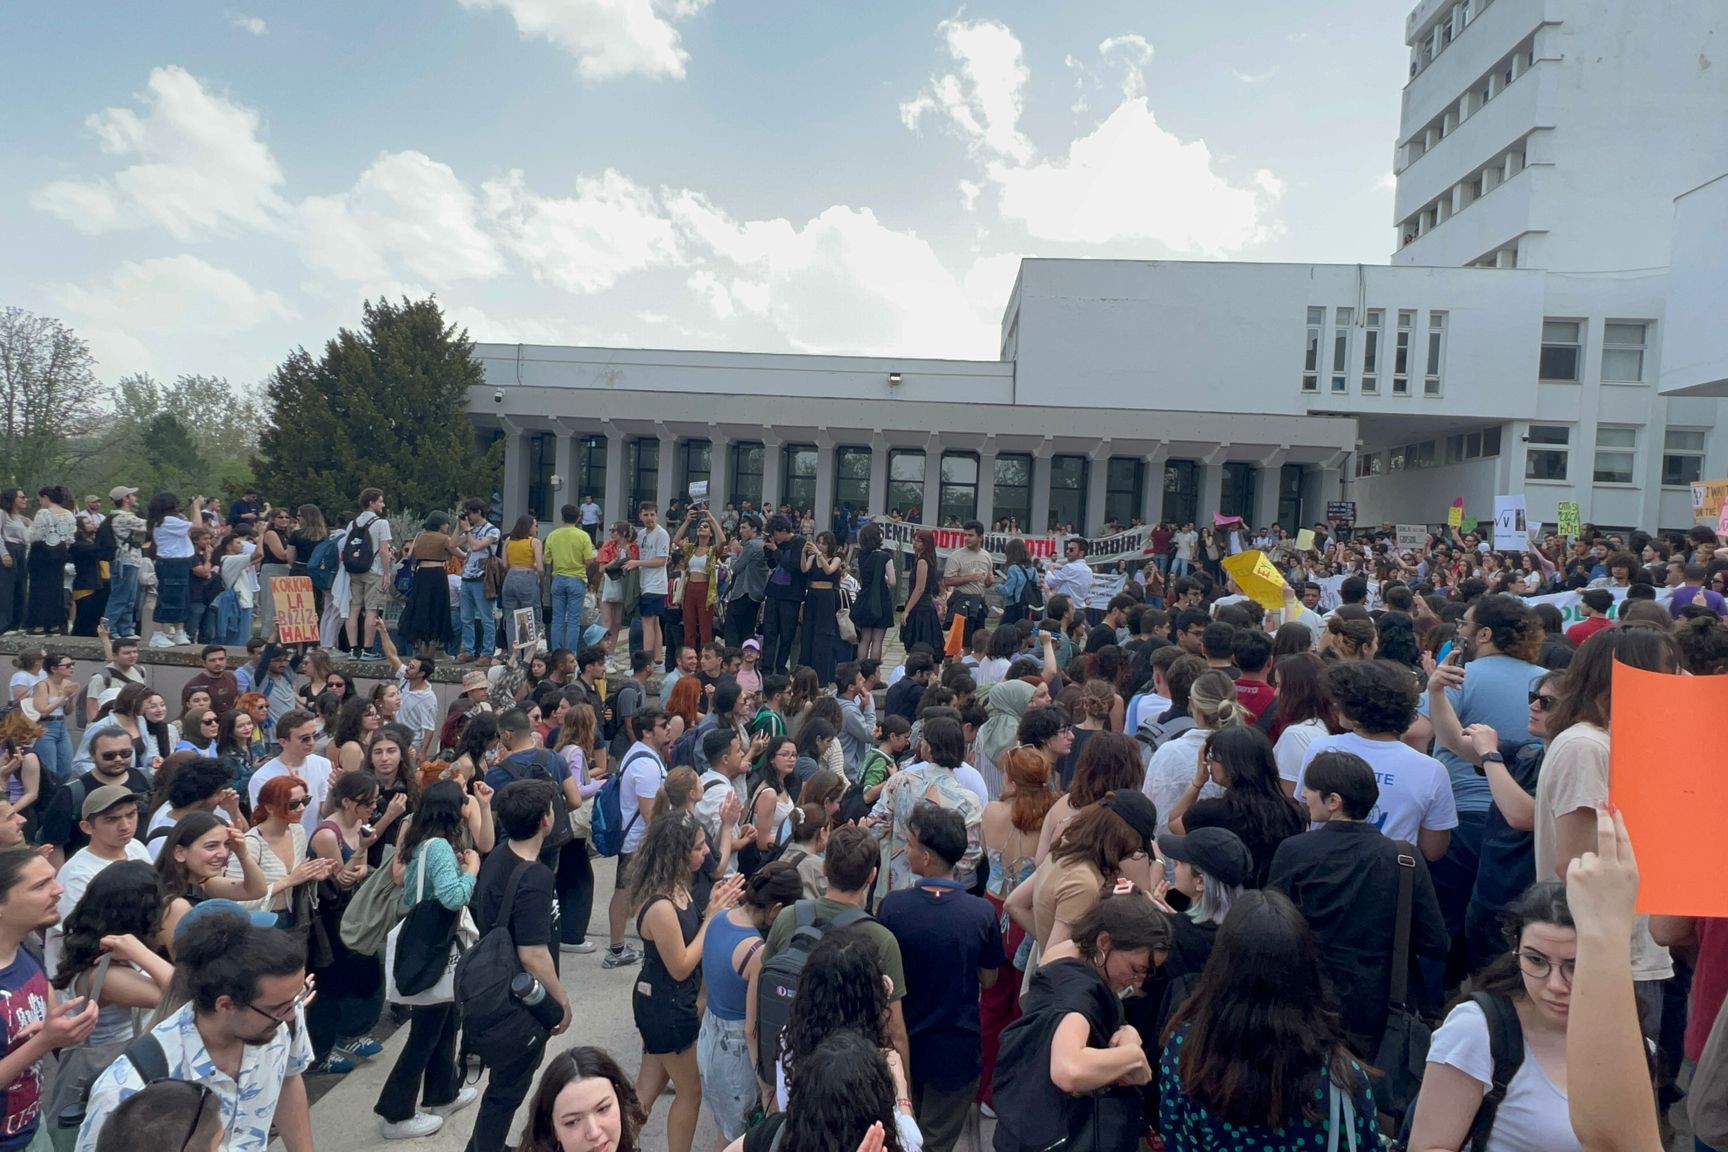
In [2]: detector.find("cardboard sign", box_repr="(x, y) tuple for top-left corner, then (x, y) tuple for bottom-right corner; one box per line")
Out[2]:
(1395, 524), (1427, 550)
(1295, 528), (1315, 551)
(1610, 660), (1728, 917)
(1492, 495), (1527, 551)
(271, 576), (320, 645)
(1446, 498), (1464, 529)
(1326, 501), (1356, 524)
(1220, 550), (1289, 610)
(1693, 478), (1728, 526)
(688, 481), (708, 502)
(1459, 515), (1477, 535)
(1718, 503), (1728, 537)
(512, 607), (541, 652)
(1557, 501), (1581, 538)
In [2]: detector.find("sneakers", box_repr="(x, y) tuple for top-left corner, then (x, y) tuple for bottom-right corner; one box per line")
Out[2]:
(380, 1112), (443, 1140)
(601, 944), (642, 969)
(561, 938), (597, 954)
(310, 1053), (355, 1074)
(172, 629), (191, 645)
(980, 1103), (997, 1119)
(336, 1035), (383, 1060)
(147, 633), (175, 649)
(427, 1087), (479, 1118)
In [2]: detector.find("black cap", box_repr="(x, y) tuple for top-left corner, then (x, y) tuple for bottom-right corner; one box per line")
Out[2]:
(1098, 790), (1158, 851)
(1157, 826), (1253, 889)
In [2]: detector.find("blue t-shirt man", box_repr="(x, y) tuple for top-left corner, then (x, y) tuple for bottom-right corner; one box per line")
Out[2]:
(1417, 653), (1544, 814)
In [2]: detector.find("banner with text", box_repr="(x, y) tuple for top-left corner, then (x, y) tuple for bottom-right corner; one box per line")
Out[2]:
(270, 576), (320, 644)
(870, 519), (1156, 569)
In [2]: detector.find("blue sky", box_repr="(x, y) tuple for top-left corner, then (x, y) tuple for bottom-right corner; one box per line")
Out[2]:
(0, 1), (1411, 389)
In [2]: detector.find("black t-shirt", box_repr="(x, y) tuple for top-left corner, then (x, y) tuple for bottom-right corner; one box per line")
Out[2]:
(884, 677), (925, 723)
(472, 844), (555, 948)
(39, 768), (152, 855)
(1182, 797), (1303, 889)
(878, 879), (1005, 1091)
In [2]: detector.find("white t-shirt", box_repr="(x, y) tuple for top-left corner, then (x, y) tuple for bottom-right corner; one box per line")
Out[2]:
(954, 761), (988, 807)
(48, 842), (154, 976)
(638, 526), (671, 595)
(248, 754), (334, 838)
(974, 657), (1009, 687)
(1172, 531), (1198, 561)
(395, 669), (439, 742)
(1143, 728), (1224, 836)
(347, 513), (392, 576)
(618, 742), (667, 854)
(1273, 717), (1330, 785)
(153, 516), (194, 559)
(9, 669), (44, 704)
(1426, 999), (1581, 1152)
(580, 501), (601, 526)
(145, 801), (233, 860)
(1125, 691), (1171, 736)
(221, 553), (256, 608)
(1296, 731), (1458, 843)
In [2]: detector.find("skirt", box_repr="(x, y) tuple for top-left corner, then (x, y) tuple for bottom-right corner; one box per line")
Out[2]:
(23, 544), (67, 630)
(152, 556), (193, 624)
(400, 568), (454, 646)
(899, 595), (942, 652)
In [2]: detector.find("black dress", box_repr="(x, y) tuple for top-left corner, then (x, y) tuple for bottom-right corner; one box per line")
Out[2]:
(850, 549), (894, 630)
(633, 894), (701, 1054)
(899, 555), (942, 651)
(400, 567), (454, 647)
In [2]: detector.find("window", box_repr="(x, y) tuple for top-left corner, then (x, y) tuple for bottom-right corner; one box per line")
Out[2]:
(834, 446), (872, 515)
(1277, 463), (1304, 529)
(1601, 322), (1648, 383)
(1354, 452), (1378, 478)
(1593, 427), (1637, 484)
(939, 452), (979, 525)
(574, 435), (607, 510)
(1048, 455), (1088, 532)
(526, 431), (555, 522)
(888, 449), (925, 519)
(677, 438), (710, 500)
(626, 437), (660, 516)
(1394, 310), (1413, 394)
(1220, 462), (1256, 521)
(1302, 306), (1322, 392)
(1362, 310), (1382, 393)
(781, 444), (817, 515)
(1446, 434), (1464, 465)
(1163, 460), (1199, 527)
(1540, 320), (1582, 382)
(1104, 457), (1144, 529)
(1525, 424), (1571, 481)
(1331, 307), (1353, 393)
(1483, 426), (1502, 457)
(1662, 429), (1706, 487)
(1425, 312), (1446, 395)
(993, 454), (1032, 530)
(729, 442), (764, 508)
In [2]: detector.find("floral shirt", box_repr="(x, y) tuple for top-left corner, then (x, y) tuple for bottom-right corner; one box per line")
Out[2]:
(78, 1000), (313, 1152)
(868, 764), (983, 891)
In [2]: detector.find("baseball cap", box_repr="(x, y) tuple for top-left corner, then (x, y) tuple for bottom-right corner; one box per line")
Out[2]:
(1157, 827), (1254, 889)
(173, 898), (278, 941)
(108, 486), (139, 503)
(1098, 790), (1158, 852)
(742, 638), (761, 652)
(80, 784), (141, 821)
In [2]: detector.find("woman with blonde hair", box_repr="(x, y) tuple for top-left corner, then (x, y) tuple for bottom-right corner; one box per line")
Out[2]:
(1142, 670), (1250, 835)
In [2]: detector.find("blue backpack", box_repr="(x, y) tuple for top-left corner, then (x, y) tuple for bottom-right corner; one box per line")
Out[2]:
(307, 536), (341, 591)
(591, 748), (661, 857)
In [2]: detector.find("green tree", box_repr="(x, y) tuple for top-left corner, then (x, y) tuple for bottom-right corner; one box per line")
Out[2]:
(139, 412), (207, 495)
(104, 372), (263, 498)
(254, 296), (499, 518)
(0, 307), (105, 488)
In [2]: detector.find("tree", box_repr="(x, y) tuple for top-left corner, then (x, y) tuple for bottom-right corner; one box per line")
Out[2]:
(255, 296), (500, 517)
(0, 307), (105, 489)
(106, 372), (263, 498)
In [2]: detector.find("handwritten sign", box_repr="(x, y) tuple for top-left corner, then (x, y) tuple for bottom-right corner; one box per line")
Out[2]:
(1395, 524), (1427, 550)
(1446, 498), (1464, 529)
(1557, 501), (1581, 538)
(270, 576), (319, 644)
(1326, 501), (1356, 524)
(1294, 528), (1315, 551)
(1693, 478), (1728, 526)
(512, 607), (541, 652)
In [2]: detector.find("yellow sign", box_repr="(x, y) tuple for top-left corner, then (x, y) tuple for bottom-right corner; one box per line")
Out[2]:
(1446, 502), (1463, 529)
(271, 576), (320, 644)
(1220, 550), (1289, 610)
(1694, 478), (1728, 526)
(1294, 528), (1315, 551)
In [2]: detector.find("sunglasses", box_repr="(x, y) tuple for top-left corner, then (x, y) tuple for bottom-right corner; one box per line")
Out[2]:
(287, 797), (311, 810)
(1528, 690), (1559, 711)
(96, 750), (132, 762)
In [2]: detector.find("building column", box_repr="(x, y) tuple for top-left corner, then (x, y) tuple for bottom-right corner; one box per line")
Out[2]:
(1086, 440), (1112, 534)
(500, 420), (529, 526)
(654, 429), (675, 513)
(601, 421), (626, 528)
(921, 434), (943, 525)
(814, 430), (836, 530)
(1030, 439), (1053, 535)
(868, 435), (889, 518)
(705, 430), (730, 511)
(759, 434), (782, 513)
(552, 422), (579, 522)
(1142, 443), (1169, 527)
(1198, 460), (1226, 523)
(976, 438), (997, 528)
(1254, 450), (1287, 529)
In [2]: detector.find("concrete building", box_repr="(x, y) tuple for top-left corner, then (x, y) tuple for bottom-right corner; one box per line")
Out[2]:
(474, 0), (1728, 535)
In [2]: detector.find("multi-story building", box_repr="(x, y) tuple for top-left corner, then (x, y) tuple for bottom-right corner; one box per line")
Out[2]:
(474, 0), (1728, 535)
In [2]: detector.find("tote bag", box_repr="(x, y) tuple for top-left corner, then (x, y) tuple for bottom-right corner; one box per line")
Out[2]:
(384, 847), (476, 1005)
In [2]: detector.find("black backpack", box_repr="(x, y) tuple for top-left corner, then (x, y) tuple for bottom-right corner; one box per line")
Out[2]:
(454, 858), (542, 1068)
(340, 514), (378, 574)
(753, 901), (870, 1083)
(1463, 992), (1524, 1151)
(1012, 563), (1044, 613)
(491, 748), (575, 852)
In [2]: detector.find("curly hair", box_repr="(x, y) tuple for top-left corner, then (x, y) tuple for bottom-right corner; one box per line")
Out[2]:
(780, 928), (890, 1098)
(783, 1029), (906, 1152)
(521, 1046), (647, 1152)
(54, 861), (163, 989)
(1325, 659), (1418, 735)
(0, 709), (44, 747)
(1676, 613), (1728, 676)
(1374, 611), (1420, 669)
(1068, 732), (1143, 807)
(626, 810), (703, 910)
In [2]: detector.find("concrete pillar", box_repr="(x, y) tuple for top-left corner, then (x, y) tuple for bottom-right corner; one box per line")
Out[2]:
(1254, 462), (1285, 530)
(814, 431), (835, 530)
(1030, 442), (1053, 535)
(759, 434), (782, 513)
(1199, 463), (1225, 523)
(553, 425), (579, 523)
(500, 423), (529, 526)
(601, 421), (625, 529)
(868, 436), (889, 518)
(654, 431), (675, 513)
(976, 440), (997, 528)
(706, 432), (729, 511)
(921, 434), (943, 525)
(1086, 441), (1112, 534)
(1143, 446), (1169, 526)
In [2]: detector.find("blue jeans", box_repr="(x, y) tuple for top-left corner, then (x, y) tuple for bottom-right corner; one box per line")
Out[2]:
(550, 575), (587, 652)
(459, 580), (495, 656)
(34, 719), (73, 784)
(1171, 556), (1191, 577)
(107, 562), (139, 636)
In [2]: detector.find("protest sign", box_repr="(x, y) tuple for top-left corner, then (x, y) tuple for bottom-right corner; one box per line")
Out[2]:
(1693, 478), (1728, 526)
(1294, 528), (1315, 551)
(1326, 501), (1356, 524)
(271, 576), (319, 644)
(1719, 504), (1728, 537)
(1459, 515), (1477, 535)
(512, 608), (541, 652)
(870, 518), (1153, 569)
(688, 481), (708, 502)
(1610, 660), (1728, 917)
(1086, 571), (1127, 611)
(1220, 550), (1288, 610)
(1492, 495), (1527, 551)
(1446, 499), (1464, 529)
(1556, 501), (1581, 538)
(1395, 524), (1427, 550)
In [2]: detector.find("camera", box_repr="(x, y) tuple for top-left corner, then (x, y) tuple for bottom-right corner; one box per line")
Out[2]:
(493, 388), (504, 403)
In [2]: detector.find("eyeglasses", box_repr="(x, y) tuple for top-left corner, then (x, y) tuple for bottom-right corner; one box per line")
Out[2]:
(1528, 691), (1559, 711)
(242, 987), (309, 1026)
(1516, 949), (1574, 985)
(96, 750), (133, 762)
(290, 732), (316, 743)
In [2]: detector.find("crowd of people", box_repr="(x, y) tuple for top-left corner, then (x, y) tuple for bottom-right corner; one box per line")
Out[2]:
(0, 479), (1722, 1152)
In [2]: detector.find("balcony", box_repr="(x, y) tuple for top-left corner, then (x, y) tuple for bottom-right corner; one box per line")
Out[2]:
(1402, 0), (1553, 134)
(1395, 163), (1545, 268)
(1394, 63), (1549, 224)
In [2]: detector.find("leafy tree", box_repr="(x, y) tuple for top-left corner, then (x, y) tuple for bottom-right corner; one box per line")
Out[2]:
(0, 307), (105, 489)
(138, 412), (207, 495)
(104, 372), (263, 498)
(255, 296), (499, 518)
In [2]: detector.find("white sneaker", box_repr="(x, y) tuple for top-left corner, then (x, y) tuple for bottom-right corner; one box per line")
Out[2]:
(381, 1112), (443, 1140)
(427, 1087), (479, 1118)
(561, 938), (597, 954)
(172, 630), (191, 645)
(147, 633), (175, 649)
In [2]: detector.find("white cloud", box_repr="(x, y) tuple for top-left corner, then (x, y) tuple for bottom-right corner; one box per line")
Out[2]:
(232, 14), (267, 35)
(990, 98), (1281, 254)
(1374, 171), (1398, 192)
(899, 18), (1033, 164)
(958, 179), (982, 212)
(297, 150), (507, 285)
(456, 0), (700, 82)
(31, 66), (285, 241)
(1098, 34), (1154, 98)
(1231, 66), (1278, 84)
(482, 168), (683, 293)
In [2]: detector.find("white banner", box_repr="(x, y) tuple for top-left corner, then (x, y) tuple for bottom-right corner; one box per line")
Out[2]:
(869, 518), (1155, 570)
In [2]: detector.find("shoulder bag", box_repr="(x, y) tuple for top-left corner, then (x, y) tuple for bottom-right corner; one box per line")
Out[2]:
(341, 842), (405, 954)
(1370, 843), (1431, 1123)
(385, 846), (477, 1004)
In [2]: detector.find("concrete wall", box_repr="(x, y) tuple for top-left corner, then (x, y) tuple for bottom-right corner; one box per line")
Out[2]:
(1660, 174), (1728, 397)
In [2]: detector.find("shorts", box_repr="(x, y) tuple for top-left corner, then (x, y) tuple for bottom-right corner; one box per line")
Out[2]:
(350, 571), (387, 612)
(697, 1013), (758, 1139)
(614, 850), (634, 889)
(634, 978), (700, 1056)
(639, 593), (666, 618)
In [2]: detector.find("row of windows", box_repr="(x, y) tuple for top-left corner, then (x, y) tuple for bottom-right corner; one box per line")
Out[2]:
(1304, 307), (1445, 397)
(1409, 0), (1492, 79)
(1399, 135), (1529, 246)
(1525, 426), (1708, 486)
(1403, 33), (1534, 167)
(521, 435), (1317, 531)
(1355, 426), (1503, 477)
(1540, 319), (1650, 384)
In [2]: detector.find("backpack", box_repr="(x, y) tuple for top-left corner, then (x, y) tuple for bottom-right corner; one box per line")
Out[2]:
(491, 748), (575, 852)
(1012, 564), (1044, 614)
(591, 748), (662, 857)
(753, 901), (871, 1082)
(340, 515), (378, 575)
(836, 750), (887, 825)
(69, 666), (125, 732)
(1135, 713), (1194, 757)
(306, 535), (341, 591)
(1463, 992), (1524, 1152)
(603, 680), (641, 748)
(453, 858), (541, 1067)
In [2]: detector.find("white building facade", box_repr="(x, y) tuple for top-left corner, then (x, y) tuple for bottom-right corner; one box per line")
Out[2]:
(473, 0), (1728, 536)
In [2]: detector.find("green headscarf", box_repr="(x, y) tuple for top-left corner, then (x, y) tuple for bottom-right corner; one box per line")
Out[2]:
(976, 678), (1036, 768)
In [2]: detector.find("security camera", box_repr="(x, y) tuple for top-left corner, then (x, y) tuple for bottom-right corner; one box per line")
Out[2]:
(1519, 434), (1530, 443)
(492, 388), (504, 403)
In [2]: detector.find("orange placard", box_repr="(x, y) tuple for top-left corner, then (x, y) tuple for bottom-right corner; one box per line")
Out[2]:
(1608, 661), (1728, 917)
(271, 576), (320, 645)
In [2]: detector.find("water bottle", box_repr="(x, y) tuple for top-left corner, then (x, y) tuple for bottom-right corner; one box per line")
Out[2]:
(510, 971), (564, 1033)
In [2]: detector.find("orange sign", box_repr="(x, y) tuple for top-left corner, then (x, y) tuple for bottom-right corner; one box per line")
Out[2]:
(1609, 661), (1728, 917)
(271, 576), (320, 645)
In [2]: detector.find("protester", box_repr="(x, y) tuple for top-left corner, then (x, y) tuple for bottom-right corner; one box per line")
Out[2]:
(524, 1046), (648, 1152)
(1142, 669), (1249, 834)
(1165, 725), (1304, 887)
(867, 716), (984, 891)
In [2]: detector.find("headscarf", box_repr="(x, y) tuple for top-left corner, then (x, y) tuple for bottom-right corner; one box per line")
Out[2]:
(975, 679), (1035, 772)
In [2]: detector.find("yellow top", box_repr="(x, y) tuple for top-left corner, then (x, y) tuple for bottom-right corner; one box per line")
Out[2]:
(505, 536), (537, 568)
(545, 525), (595, 577)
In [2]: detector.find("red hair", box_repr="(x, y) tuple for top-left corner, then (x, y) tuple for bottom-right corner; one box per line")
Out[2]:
(253, 774), (308, 827)
(666, 676), (702, 729)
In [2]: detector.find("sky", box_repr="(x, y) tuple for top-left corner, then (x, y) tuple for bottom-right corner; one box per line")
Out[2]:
(0, 1), (1413, 392)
